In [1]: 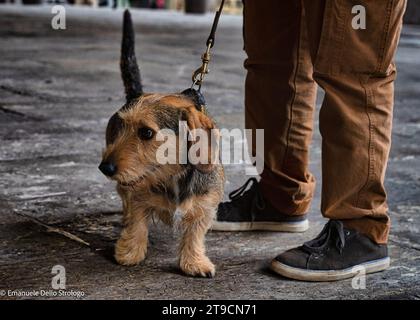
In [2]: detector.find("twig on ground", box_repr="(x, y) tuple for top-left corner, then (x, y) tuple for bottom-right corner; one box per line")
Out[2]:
(15, 212), (91, 247)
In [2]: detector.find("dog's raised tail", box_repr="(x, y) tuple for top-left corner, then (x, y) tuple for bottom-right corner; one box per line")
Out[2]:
(121, 10), (143, 103)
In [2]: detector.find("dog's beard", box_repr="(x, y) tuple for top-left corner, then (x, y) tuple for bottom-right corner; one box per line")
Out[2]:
(119, 175), (144, 187)
(116, 165), (161, 189)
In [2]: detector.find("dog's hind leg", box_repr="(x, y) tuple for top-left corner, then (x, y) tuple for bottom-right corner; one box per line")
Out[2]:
(178, 203), (215, 278)
(115, 193), (149, 266)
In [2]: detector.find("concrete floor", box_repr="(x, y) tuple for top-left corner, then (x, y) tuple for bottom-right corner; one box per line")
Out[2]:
(0, 6), (419, 300)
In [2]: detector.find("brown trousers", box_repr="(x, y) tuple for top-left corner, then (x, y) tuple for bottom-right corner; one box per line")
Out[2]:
(244, 0), (407, 244)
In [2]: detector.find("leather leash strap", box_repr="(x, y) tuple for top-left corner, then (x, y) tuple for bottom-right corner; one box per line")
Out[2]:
(191, 0), (226, 90)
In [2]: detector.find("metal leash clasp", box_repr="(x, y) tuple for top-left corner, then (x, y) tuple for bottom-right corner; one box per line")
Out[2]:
(191, 39), (213, 90)
(190, 0), (225, 90)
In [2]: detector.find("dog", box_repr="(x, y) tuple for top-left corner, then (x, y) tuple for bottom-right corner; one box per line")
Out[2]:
(99, 10), (224, 278)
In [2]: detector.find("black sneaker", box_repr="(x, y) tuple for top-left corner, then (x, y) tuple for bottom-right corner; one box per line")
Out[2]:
(270, 220), (390, 281)
(211, 178), (309, 232)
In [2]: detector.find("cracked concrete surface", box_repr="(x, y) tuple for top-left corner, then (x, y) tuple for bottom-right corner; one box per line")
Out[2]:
(0, 6), (419, 299)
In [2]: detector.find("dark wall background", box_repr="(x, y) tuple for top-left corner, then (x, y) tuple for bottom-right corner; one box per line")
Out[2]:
(405, 0), (420, 24)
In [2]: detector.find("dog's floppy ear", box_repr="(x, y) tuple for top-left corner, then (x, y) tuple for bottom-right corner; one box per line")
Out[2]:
(121, 10), (143, 103)
(182, 107), (220, 174)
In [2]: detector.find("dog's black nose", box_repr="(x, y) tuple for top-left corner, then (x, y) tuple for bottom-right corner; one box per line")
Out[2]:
(99, 162), (117, 177)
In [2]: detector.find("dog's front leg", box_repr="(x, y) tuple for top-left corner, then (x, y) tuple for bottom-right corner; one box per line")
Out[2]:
(178, 207), (215, 278)
(115, 192), (149, 266)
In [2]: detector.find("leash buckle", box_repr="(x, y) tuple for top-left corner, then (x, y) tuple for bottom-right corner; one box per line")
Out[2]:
(192, 41), (212, 90)
(189, 0), (225, 91)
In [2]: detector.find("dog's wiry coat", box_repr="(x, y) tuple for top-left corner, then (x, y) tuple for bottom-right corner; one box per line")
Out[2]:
(100, 10), (224, 277)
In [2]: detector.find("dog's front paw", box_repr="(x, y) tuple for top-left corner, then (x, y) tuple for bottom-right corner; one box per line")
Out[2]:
(179, 256), (216, 278)
(114, 238), (147, 266)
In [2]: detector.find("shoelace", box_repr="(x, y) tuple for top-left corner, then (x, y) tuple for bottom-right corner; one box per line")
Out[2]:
(302, 220), (346, 254)
(228, 177), (266, 211)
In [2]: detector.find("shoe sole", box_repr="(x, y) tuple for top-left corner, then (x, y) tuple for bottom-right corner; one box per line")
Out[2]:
(211, 219), (309, 233)
(270, 257), (390, 282)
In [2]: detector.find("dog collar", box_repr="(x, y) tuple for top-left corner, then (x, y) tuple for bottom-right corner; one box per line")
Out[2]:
(181, 88), (207, 114)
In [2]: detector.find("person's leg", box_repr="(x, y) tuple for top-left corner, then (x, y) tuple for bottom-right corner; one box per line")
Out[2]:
(213, 0), (318, 232)
(245, 0), (317, 216)
(308, 0), (406, 244)
(271, 0), (407, 281)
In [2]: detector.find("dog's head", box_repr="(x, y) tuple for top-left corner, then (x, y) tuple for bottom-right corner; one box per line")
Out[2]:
(99, 11), (219, 188)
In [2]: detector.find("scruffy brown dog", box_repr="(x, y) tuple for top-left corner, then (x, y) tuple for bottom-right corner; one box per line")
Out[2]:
(99, 10), (224, 278)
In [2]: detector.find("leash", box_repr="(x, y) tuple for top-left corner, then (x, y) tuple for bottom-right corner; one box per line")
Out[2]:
(191, 0), (226, 91)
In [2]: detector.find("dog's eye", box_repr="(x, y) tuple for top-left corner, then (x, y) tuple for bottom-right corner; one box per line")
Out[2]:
(138, 127), (154, 140)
